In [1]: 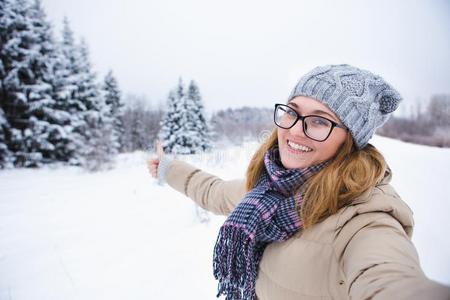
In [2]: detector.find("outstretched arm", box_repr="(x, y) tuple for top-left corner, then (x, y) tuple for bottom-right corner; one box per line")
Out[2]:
(341, 213), (450, 300)
(158, 155), (247, 216)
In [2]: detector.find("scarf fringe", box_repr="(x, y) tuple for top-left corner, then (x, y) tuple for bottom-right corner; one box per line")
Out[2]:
(213, 225), (258, 300)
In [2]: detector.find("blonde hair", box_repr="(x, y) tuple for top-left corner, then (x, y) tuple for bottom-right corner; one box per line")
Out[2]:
(245, 128), (387, 229)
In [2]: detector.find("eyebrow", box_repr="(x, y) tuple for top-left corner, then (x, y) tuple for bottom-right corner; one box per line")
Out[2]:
(287, 101), (338, 122)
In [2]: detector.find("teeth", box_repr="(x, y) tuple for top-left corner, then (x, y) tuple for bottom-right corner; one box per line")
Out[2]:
(288, 140), (312, 152)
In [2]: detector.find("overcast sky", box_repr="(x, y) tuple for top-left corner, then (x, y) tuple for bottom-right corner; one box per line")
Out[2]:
(41, 0), (450, 115)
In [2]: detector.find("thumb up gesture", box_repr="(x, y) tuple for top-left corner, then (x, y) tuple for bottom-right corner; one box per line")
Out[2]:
(147, 139), (166, 178)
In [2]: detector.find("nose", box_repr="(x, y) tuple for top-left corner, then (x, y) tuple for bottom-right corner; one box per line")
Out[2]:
(289, 119), (307, 137)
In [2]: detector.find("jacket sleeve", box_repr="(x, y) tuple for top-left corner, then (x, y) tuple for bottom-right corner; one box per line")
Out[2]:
(341, 213), (450, 300)
(162, 158), (247, 216)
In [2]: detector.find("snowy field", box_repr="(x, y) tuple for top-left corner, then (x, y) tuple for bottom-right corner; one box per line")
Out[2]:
(0, 135), (449, 300)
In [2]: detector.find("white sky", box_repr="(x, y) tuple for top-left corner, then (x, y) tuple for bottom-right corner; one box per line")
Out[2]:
(41, 0), (450, 115)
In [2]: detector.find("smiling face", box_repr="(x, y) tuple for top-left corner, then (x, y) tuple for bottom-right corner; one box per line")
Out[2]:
(277, 96), (349, 169)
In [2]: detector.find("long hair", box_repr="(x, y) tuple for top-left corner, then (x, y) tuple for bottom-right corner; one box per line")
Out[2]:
(245, 128), (387, 229)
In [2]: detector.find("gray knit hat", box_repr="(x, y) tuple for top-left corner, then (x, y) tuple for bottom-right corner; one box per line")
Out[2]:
(287, 64), (402, 149)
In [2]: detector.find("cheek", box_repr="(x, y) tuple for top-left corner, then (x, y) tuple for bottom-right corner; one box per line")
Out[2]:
(277, 128), (284, 144)
(321, 135), (346, 156)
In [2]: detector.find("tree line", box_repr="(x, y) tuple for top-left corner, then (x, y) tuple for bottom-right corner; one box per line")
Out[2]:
(377, 94), (450, 148)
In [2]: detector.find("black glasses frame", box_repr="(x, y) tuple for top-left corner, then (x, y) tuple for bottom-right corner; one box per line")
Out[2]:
(273, 103), (348, 142)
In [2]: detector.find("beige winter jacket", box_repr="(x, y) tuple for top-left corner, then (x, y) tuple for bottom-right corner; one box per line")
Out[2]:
(162, 158), (450, 300)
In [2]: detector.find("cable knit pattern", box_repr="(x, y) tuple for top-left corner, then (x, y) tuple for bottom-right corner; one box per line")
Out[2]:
(287, 64), (402, 149)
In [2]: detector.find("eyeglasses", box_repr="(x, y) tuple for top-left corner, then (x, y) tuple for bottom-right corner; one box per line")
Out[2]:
(274, 103), (348, 142)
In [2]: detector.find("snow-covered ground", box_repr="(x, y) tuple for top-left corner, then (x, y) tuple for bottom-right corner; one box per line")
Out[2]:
(0, 135), (449, 300)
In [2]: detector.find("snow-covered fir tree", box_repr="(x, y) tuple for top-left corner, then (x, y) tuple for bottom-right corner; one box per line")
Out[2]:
(0, 0), (71, 167)
(0, 108), (14, 168)
(102, 70), (124, 154)
(23, 0), (75, 166)
(75, 40), (116, 171)
(48, 18), (80, 163)
(57, 21), (113, 170)
(57, 17), (90, 165)
(172, 77), (197, 154)
(186, 80), (212, 152)
(73, 39), (101, 113)
(159, 78), (193, 154)
(158, 87), (181, 154)
(0, 0), (15, 168)
(158, 78), (212, 155)
(0, 0), (124, 169)
(0, 0), (37, 166)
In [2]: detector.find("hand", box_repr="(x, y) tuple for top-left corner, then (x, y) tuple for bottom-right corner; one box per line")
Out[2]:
(147, 139), (165, 178)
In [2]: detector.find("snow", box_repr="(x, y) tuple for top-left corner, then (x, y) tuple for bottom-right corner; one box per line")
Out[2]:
(0, 135), (449, 299)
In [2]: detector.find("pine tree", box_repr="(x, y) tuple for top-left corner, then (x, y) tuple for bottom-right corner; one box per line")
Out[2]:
(0, 1), (119, 169)
(0, 0), (36, 166)
(48, 17), (79, 163)
(58, 21), (109, 169)
(0, 0), (55, 166)
(58, 17), (88, 165)
(0, 0), (75, 167)
(102, 70), (124, 153)
(159, 79), (184, 154)
(75, 40), (114, 171)
(159, 78), (212, 155)
(186, 80), (212, 152)
(22, 0), (73, 166)
(172, 77), (196, 154)
(0, 0), (15, 168)
(0, 107), (14, 168)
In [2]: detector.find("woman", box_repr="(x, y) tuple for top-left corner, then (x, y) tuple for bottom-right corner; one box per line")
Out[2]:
(148, 64), (450, 300)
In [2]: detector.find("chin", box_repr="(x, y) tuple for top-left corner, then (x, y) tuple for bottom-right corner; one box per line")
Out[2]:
(279, 145), (312, 169)
(282, 158), (310, 169)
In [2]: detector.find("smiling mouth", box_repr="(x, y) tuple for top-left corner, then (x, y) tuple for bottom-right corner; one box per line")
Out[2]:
(287, 139), (313, 152)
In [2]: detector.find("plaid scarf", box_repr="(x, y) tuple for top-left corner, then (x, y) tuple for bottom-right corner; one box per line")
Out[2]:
(213, 144), (331, 300)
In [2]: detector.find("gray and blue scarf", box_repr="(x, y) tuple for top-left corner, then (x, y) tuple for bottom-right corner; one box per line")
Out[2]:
(213, 144), (330, 300)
